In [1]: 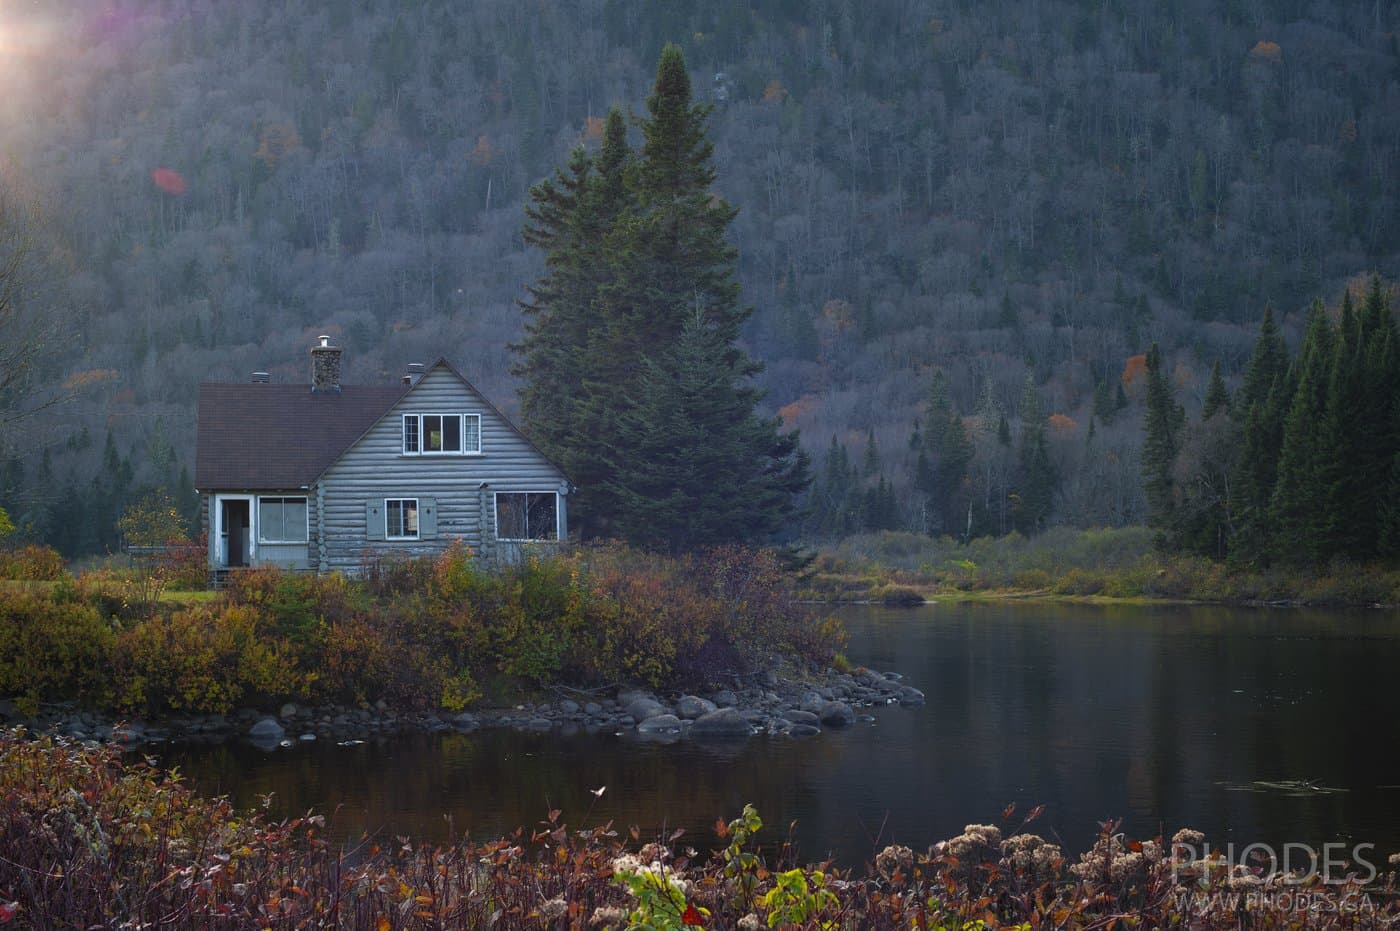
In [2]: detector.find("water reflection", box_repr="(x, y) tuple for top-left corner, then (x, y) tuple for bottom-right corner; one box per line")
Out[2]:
(161, 601), (1400, 864)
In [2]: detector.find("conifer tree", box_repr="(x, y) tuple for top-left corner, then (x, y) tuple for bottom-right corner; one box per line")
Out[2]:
(519, 47), (809, 548)
(1175, 360), (1239, 558)
(602, 313), (809, 551)
(517, 108), (631, 535)
(1012, 374), (1056, 534)
(1321, 291), (1371, 558)
(1270, 301), (1334, 566)
(1141, 343), (1184, 543)
(1230, 308), (1292, 565)
(862, 427), (881, 477)
(1202, 361), (1230, 420)
(916, 369), (972, 535)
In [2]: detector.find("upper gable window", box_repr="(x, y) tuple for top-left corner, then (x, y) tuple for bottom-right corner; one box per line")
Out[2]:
(403, 413), (481, 455)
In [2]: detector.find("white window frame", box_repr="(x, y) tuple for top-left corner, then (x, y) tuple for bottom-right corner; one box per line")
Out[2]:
(494, 491), (561, 542)
(256, 496), (309, 544)
(385, 497), (420, 540)
(402, 413), (482, 456)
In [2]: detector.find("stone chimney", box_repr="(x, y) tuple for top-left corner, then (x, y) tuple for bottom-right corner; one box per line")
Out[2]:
(311, 335), (342, 393)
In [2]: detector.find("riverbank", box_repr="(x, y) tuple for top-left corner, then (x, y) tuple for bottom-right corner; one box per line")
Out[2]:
(4, 733), (1396, 930)
(805, 527), (1400, 607)
(0, 663), (924, 750)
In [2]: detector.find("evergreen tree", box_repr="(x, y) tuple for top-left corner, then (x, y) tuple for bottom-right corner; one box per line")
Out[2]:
(1229, 307), (1293, 566)
(602, 313), (809, 551)
(1201, 361), (1230, 420)
(519, 46), (809, 548)
(1321, 291), (1372, 558)
(1012, 374), (1056, 534)
(1141, 343), (1184, 543)
(862, 427), (881, 477)
(1175, 360), (1239, 559)
(812, 436), (859, 538)
(517, 108), (631, 535)
(915, 369), (972, 535)
(1270, 301), (1334, 566)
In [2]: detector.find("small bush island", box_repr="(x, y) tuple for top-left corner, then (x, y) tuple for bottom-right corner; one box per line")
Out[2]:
(0, 544), (841, 716)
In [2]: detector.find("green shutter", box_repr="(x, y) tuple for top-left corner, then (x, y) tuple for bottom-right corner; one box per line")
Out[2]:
(419, 497), (437, 538)
(365, 501), (385, 541)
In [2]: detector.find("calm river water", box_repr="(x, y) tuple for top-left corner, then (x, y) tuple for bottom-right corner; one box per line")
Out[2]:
(162, 601), (1400, 864)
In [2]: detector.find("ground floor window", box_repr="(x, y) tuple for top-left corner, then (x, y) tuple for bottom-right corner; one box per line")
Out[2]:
(257, 496), (308, 543)
(386, 498), (419, 539)
(495, 492), (559, 541)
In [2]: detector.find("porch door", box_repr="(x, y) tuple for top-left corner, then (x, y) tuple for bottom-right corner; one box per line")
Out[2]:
(221, 499), (250, 567)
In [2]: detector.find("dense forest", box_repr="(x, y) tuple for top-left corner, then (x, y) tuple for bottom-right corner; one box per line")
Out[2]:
(0, 0), (1398, 553)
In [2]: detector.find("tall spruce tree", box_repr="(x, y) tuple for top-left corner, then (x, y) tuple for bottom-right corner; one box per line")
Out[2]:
(917, 369), (973, 535)
(602, 312), (809, 551)
(1012, 374), (1056, 534)
(1229, 307), (1292, 565)
(1175, 360), (1238, 558)
(1270, 300), (1334, 566)
(1141, 343), (1184, 543)
(517, 109), (631, 535)
(1202, 361), (1230, 420)
(521, 46), (809, 548)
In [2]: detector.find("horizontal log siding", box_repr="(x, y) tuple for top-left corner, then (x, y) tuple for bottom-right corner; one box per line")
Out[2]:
(317, 365), (567, 573)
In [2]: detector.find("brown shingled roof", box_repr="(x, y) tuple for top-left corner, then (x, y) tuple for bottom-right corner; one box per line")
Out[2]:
(195, 383), (407, 490)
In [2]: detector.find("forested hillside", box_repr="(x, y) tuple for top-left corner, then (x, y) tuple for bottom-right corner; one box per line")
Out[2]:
(1, 0), (1397, 552)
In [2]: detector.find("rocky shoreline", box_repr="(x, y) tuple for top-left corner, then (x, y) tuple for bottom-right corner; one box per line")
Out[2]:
(0, 667), (925, 751)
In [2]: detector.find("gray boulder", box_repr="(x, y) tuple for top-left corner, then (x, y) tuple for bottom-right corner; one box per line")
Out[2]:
(636, 713), (683, 734)
(624, 695), (668, 722)
(782, 709), (821, 727)
(711, 690), (739, 708)
(688, 707), (752, 738)
(247, 717), (285, 744)
(279, 702), (299, 719)
(675, 695), (717, 719)
(788, 724), (822, 738)
(816, 701), (856, 728)
(897, 686), (926, 707)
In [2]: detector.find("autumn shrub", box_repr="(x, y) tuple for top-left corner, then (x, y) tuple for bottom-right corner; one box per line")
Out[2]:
(74, 567), (155, 624)
(112, 603), (308, 714)
(0, 543), (67, 581)
(7, 735), (1394, 930)
(160, 531), (211, 591)
(0, 585), (113, 712)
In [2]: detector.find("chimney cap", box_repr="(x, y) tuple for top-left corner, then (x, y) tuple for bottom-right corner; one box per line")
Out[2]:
(316, 334), (333, 348)
(407, 362), (425, 373)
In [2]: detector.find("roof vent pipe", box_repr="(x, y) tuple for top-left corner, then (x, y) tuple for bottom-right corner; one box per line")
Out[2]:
(251, 372), (270, 384)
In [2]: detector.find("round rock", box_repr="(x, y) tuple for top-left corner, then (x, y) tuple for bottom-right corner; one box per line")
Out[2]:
(816, 701), (856, 728)
(675, 695), (718, 719)
(636, 713), (683, 734)
(897, 686), (926, 706)
(248, 717), (286, 741)
(625, 697), (668, 722)
(782, 709), (821, 727)
(688, 707), (752, 739)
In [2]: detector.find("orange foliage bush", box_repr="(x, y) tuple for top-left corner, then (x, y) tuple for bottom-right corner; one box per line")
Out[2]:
(0, 544), (68, 581)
